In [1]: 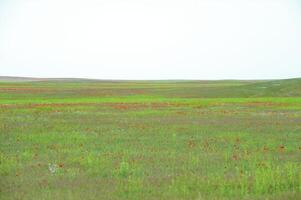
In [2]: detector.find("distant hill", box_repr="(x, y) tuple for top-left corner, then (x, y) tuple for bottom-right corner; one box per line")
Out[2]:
(0, 76), (300, 97)
(0, 76), (43, 82)
(166, 78), (301, 98)
(241, 78), (301, 97)
(182, 78), (301, 98)
(0, 76), (100, 82)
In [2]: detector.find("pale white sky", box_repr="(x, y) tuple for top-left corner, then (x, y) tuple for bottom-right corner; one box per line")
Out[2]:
(0, 0), (300, 79)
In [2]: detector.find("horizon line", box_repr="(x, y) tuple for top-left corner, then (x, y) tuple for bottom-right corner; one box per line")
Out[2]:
(1, 75), (301, 82)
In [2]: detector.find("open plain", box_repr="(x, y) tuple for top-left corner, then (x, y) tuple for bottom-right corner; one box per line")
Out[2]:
(0, 78), (301, 199)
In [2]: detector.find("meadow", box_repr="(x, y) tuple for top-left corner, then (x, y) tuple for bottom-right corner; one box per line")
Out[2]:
(0, 78), (301, 200)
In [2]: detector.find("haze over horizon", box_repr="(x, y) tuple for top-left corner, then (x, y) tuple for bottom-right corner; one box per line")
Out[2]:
(1, 0), (301, 80)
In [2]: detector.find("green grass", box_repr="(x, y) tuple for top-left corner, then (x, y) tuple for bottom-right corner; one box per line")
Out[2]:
(0, 79), (301, 199)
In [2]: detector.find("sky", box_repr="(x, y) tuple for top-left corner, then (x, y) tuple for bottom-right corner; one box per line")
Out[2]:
(0, 0), (300, 80)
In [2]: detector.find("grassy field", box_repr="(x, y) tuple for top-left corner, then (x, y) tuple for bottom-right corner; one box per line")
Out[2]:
(0, 78), (301, 200)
